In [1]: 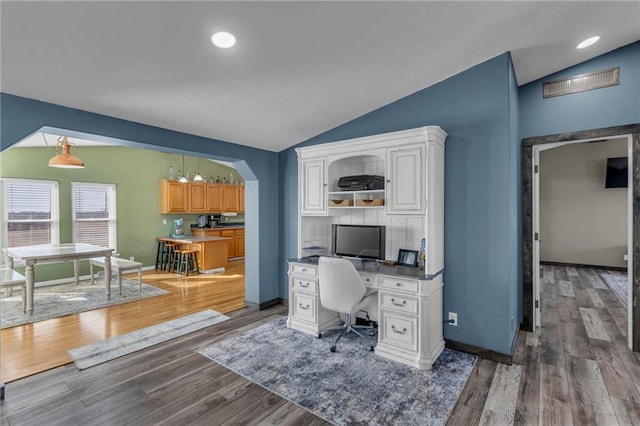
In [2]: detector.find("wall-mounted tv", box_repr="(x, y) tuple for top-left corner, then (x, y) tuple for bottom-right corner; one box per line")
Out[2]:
(605, 157), (628, 188)
(331, 224), (386, 260)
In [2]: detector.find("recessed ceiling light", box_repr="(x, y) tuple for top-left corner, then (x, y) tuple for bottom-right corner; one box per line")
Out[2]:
(211, 31), (236, 49)
(577, 36), (600, 49)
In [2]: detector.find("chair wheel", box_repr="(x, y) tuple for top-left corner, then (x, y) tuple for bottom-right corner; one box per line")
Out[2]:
(330, 346), (337, 352)
(369, 345), (375, 352)
(317, 333), (322, 339)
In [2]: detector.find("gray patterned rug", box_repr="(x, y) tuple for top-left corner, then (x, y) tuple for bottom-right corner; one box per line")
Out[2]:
(69, 309), (229, 369)
(599, 270), (628, 306)
(199, 317), (477, 425)
(1, 278), (168, 329)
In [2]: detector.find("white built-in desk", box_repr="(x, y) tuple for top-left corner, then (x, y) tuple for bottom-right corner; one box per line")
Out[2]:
(287, 257), (444, 370)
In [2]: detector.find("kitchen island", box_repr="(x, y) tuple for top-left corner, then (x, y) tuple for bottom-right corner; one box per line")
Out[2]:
(191, 226), (245, 259)
(158, 235), (230, 273)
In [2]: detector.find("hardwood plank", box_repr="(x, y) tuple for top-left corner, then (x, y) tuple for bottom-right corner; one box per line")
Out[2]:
(514, 343), (539, 425)
(478, 363), (521, 425)
(610, 396), (640, 426)
(579, 307), (612, 342)
(565, 355), (619, 425)
(259, 402), (321, 426)
(558, 280), (575, 298)
(585, 288), (606, 308)
(539, 363), (573, 426)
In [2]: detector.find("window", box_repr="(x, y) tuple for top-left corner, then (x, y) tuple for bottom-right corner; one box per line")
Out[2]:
(1, 179), (60, 248)
(71, 182), (117, 249)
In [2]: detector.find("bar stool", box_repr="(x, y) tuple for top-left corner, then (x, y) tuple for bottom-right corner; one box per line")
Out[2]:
(174, 248), (200, 276)
(155, 238), (166, 270)
(164, 242), (180, 271)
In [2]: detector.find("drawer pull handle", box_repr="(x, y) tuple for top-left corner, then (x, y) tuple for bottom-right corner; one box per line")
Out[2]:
(391, 298), (407, 307)
(299, 282), (310, 288)
(365, 278), (370, 282)
(396, 282), (402, 287)
(301, 268), (307, 272)
(391, 325), (407, 334)
(299, 303), (310, 310)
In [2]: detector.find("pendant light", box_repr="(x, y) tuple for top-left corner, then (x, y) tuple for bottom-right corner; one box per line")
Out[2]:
(178, 155), (189, 183)
(193, 157), (204, 182)
(48, 136), (85, 169)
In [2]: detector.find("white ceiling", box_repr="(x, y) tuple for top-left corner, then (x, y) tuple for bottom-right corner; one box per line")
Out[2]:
(2, 1), (639, 152)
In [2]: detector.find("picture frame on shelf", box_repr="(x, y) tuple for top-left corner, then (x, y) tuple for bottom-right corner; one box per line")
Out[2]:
(397, 249), (419, 267)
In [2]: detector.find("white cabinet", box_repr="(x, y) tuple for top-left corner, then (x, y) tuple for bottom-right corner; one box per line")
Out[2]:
(386, 144), (424, 214)
(287, 259), (445, 370)
(300, 159), (327, 215)
(287, 262), (339, 335)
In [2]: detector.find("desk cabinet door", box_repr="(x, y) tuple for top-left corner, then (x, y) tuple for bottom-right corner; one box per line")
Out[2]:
(300, 159), (327, 215)
(386, 144), (424, 214)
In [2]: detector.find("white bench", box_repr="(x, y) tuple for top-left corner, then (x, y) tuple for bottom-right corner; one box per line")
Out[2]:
(1, 267), (26, 314)
(90, 257), (143, 295)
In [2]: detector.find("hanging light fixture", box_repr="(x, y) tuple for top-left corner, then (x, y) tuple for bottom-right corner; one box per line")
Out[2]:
(193, 157), (204, 182)
(178, 155), (189, 183)
(48, 136), (85, 169)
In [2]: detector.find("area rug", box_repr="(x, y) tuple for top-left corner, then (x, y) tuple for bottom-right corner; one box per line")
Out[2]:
(198, 317), (477, 425)
(69, 309), (229, 369)
(1, 278), (168, 329)
(599, 270), (628, 306)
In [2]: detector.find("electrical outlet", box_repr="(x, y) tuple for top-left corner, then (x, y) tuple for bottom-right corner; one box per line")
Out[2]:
(162, 219), (167, 225)
(129, 256), (135, 261)
(448, 312), (458, 326)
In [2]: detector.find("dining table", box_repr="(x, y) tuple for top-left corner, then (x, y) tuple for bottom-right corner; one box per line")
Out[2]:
(4, 243), (114, 315)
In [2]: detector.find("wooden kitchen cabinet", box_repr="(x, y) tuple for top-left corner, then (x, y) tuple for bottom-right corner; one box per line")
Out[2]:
(160, 179), (187, 213)
(191, 227), (244, 260)
(222, 184), (239, 212)
(238, 186), (245, 212)
(221, 229), (235, 257)
(161, 180), (244, 214)
(235, 228), (245, 257)
(206, 184), (223, 212)
(188, 182), (207, 212)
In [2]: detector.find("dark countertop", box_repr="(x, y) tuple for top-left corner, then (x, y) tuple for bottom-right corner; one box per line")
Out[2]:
(289, 256), (427, 279)
(192, 225), (245, 230)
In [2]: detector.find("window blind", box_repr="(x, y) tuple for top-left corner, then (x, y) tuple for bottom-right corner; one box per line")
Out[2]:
(1, 179), (59, 248)
(72, 182), (117, 249)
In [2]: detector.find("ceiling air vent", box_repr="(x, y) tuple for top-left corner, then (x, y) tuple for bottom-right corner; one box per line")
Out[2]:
(543, 67), (619, 98)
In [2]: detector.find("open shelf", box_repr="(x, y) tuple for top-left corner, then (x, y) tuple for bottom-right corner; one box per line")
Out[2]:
(328, 189), (385, 208)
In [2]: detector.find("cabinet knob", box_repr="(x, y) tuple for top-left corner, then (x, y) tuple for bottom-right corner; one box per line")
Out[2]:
(386, 179), (391, 183)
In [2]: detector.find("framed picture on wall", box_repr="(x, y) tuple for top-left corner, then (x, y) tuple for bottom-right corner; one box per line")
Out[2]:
(397, 249), (419, 267)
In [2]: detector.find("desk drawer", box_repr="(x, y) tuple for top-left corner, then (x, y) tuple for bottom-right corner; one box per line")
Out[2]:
(380, 277), (419, 293)
(292, 277), (318, 294)
(290, 263), (318, 277)
(292, 293), (316, 323)
(380, 311), (418, 352)
(380, 293), (418, 314)
(360, 273), (378, 287)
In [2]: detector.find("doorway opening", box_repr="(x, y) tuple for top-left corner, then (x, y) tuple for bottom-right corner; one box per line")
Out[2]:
(522, 124), (640, 350)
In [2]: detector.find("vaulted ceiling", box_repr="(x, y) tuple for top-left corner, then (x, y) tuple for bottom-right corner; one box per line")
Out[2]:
(2, 1), (639, 152)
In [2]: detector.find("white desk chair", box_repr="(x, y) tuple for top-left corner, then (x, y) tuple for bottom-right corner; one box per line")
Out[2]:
(1, 267), (27, 314)
(318, 256), (377, 352)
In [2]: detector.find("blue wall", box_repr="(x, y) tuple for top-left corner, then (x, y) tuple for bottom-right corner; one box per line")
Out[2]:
(520, 41), (640, 138)
(0, 93), (281, 305)
(279, 53), (521, 355)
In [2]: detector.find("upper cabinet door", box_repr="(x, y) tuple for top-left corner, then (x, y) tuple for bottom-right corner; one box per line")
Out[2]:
(160, 180), (188, 213)
(386, 144), (424, 214)
(300, 158), (327, 215)
(206, 184), (223, 212)
(188, 182), (207, 212)
(222, 184), (240, 212)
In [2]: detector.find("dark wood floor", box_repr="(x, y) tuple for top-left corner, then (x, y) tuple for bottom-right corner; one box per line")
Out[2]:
(2, 265), (637, 425)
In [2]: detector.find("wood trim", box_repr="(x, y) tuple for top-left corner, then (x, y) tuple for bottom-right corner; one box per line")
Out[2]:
(521, 124), (640, 353)
(540, 260), (626, 272)
(445, 339), (513, 365)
